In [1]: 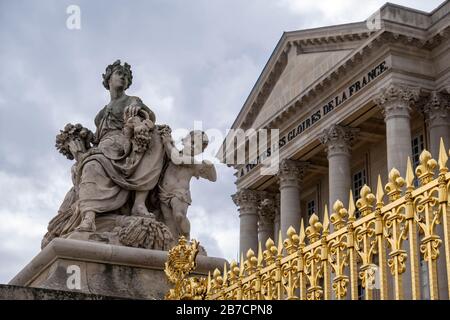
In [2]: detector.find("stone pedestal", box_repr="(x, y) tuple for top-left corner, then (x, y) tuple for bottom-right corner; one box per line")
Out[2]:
(0, 284), (120, 300)
(9, 238), (227, 300)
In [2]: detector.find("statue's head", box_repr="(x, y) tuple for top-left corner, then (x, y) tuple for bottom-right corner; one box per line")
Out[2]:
(102, 60), (133, 91)
(182, 130), (209, 156)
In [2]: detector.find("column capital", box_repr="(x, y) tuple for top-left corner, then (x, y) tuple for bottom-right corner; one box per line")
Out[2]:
(277, 159), (308, 187)
(257, 194), (277, 226)
(232, 189), (262, 213)
(375, 84), (420, 120)
(319, 124), (359, 157)
(423, 91), (450, 128)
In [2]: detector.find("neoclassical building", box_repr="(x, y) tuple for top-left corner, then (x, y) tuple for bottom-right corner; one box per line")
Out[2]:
(221, 0), (450, 291)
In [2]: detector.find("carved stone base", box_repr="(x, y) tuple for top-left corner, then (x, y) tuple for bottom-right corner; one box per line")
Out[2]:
(9, 238), (227, 299)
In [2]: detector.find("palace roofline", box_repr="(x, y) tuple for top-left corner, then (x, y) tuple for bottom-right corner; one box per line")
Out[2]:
(228, 1), (450, 134)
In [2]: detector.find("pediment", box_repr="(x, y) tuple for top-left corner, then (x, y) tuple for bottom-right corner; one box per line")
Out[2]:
(251, 47), (352, 129)
(233, 22), (374, 130)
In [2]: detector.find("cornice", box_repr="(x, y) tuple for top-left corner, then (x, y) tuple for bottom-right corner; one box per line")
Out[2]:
(244, 27), (450, 132)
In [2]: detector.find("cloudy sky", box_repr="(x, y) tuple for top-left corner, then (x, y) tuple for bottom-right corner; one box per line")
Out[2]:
(0, 0), (444, 284)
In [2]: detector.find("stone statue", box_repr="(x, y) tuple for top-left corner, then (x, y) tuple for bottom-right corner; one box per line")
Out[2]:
(159, 130), (217, 239)
(41, 60), (216, 253)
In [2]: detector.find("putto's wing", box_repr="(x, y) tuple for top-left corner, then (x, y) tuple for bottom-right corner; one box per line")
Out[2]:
(196, 160), (217, 182)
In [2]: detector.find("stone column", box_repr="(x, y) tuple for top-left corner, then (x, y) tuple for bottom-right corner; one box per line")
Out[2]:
(277, 159), (308, 239)
(376, 84), (420, 300)
(257, 194), (276, 247)
(273, 194), (281, 245)
(424, 91), (450, 299)
(232, 189), (260, 256)
(319, 124), (358, 208)
(376, 84), (420, 176)
(423, 91), (450, 158)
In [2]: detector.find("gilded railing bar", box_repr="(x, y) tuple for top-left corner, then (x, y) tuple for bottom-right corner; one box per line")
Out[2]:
(425, 203), (440, 300)
(360, 221), (373, 301)
(427, 239), (439, 300)
(437, 141), (450, 298)
(392, 213), (404, 300)
(376, 211), (388, 299)
(347, 224), (358, 300)
(321, 238), (331, 300)
(406, 179), (421, 299)
(298, 240), (307, 300)
(442, 200), (450, 298)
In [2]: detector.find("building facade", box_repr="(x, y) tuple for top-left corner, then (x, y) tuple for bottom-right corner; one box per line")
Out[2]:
(221, 1), (450, 299)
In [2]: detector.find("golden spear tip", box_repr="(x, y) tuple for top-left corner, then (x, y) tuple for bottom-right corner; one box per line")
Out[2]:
(323, 205), (330, 232)
(348, 190), (355, 218)
(239, 253), (244, 276)
(277, 229), (283, 253)
(299, 219), (306, 243)
(405, 156), (414, 187)
(207, 271), (211, 292)
(376, 174), (384, 203)
(257, 242), (263, 266)
(223, 262), (228, 282)
(439, 137), (448, 170)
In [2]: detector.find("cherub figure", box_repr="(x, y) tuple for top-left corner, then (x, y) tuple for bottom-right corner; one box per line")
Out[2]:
(159, 130), (217, 239)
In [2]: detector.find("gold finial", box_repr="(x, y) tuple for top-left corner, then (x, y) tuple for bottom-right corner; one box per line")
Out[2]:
(223, 262), (228, 284)
(257, 242), (263, 268)
(348, 190), (356, 221)
(286, 226), (297, 239)
(213, 268), (221, 279)
(265, 237), (274, 250)
(263, 238), (277, 265)
(245, 248), (257, 275)
(277, 229), (283, 256)
(213, 268), (223, 288)
(207, 271), (211, 293)
(299, 219), (306, 245)
(283, 226), (299, 254)
(439, 138), (448, 172)
(246, 248), (255, 260)
(405, 157), (414, 189)
(305, 213), (322, 243)
(323, 205), (330, 234)
(356, 185), (375, 217)
(376, 175), (384, 205)
(239, 253), (244, 277)
(164, 236), (200, 286)
(331, 200), (347, 230)
(385, 168), (405, 201)
(415, 149), (437, 185)
(228, 260), (239, 283)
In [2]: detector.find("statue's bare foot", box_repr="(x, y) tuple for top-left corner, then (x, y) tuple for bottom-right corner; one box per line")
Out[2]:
(132, 204), (155, 219)
(76, 214), (96, 232)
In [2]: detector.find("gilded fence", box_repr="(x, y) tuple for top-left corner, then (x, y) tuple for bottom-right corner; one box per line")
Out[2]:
(165, 139), (450, 300)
